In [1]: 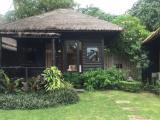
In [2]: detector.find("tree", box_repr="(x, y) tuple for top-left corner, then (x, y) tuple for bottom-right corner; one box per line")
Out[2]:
(5, 10), (17, 22)
(129, 0), (160, 31)
(6, 0), (74, 21)
(111, 15), (150, 69)
(81, 6), (150, 69)
(0, 15), (5, 24)
(79, 6), (116, 22)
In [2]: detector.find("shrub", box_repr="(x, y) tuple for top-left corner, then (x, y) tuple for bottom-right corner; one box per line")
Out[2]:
(117, 81), (142, 92)
(63, 72), (84, 88)
(53, 89), (79, 104)
(21, 75), (46, 92)
(42, 66), (72, 91)
(0, 88), (79, 110)
(143, 85), (160, 95)
(0, 69), (22, 93)
(82, 68), (127, 91)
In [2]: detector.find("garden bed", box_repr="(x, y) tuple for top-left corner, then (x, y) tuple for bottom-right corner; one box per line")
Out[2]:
(0, 89), (79, 110)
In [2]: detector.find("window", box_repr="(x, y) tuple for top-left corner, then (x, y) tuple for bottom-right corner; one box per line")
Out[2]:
(115, 64), (123, 69)
(87, 47), (100, 62)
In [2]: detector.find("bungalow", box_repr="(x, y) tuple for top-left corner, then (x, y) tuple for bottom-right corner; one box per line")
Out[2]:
(0, 9), (122, 79)
(143, 28), (160, 82)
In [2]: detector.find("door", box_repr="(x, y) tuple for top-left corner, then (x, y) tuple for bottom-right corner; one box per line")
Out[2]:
(64, 40), (82, 72)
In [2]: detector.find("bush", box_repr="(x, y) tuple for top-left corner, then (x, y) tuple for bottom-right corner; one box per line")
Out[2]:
(64, 72), (84, 88)
(117, 81), (142, 92)
(0, 88), (79, 110)
(21, 75), (46, 92)
(42, 66), (72, 91)
(0, 69), (22, 93)
(82, 68), (127, 91)
(143, 85), (160, 95)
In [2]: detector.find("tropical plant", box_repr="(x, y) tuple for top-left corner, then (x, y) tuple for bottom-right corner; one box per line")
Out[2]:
(42, 66), (72, 91)
(0, 70), (21, 93)
(63, 72), (84, 88)
(82, 68), (128, 91)
(21, 75), (46, 92)
(111, 15), (150, 69)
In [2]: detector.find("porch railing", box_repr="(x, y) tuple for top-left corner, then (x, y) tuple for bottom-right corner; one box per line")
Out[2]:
(0, 67), (45, 80)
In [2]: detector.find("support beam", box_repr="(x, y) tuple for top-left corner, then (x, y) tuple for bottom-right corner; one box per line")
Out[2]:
(52, 39), (56, 66)
(0, 37), (2, 67)
(101, 38), (105, 69)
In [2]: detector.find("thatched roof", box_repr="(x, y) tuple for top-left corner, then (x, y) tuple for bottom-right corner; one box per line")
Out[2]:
(0, 9), (122, 32)
(143, 28), (160, 44)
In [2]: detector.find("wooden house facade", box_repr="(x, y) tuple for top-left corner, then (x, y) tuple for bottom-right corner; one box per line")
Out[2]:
(0, 9), (122, 79)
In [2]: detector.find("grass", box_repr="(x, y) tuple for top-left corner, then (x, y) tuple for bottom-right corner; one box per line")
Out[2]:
(0, 91), (160, 120)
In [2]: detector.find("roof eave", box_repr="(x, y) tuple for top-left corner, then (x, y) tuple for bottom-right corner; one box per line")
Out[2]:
(143, 28), (160, 44)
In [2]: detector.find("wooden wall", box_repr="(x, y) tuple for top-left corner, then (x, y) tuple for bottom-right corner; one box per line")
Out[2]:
(82, 39), (104, 71)
(104, 53), (139, 79)
(45, 42), (53, 68)
(60, 32), (105, 71)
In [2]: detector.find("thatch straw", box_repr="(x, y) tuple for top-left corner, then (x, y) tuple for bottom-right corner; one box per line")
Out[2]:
(143, 28), (160, 44)
(0, 9), (122, 32)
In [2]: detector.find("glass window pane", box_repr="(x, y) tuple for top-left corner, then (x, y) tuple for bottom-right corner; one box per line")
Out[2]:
(87, 47), (100, 62)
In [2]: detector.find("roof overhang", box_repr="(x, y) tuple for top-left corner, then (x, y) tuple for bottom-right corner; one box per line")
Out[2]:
(0, 31), (60, 38)
(143, 28), (160, 45)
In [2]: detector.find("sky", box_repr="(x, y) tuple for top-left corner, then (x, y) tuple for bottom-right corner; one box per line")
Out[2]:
(0, 0), (138, 15)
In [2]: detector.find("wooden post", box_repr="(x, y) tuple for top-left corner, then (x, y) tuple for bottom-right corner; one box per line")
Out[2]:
(76, 40), (80, 72)
(52, 39), (56, 66)
(25, 67), (28, 81)
(0, 37), (2, 67)
(101, 38), (105, 69)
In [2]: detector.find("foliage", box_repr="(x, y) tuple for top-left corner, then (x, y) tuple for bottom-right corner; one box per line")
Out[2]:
(112, 15), (150, 69)
(6, 0), (75, 21)
(0, 91), (160, 120)
(42, 66), (72, 91)
(53, 88), (79, 104)
(118, 81), (142, 92)
(129, 0), (160, 31)
(0, 88), (79, 110)
(79, 6), (116, 22)
(82, 68), (127, 91)
(21, 75), (46, 92)
(82, 68), (144, 92)
(143, 84), (160, 95)
(80, 6), (150, 69)
(0, 70), (21, 93)
(5, 11), (17, 22)
(63, 72), (84, 88)
(0, 15), (5, 24)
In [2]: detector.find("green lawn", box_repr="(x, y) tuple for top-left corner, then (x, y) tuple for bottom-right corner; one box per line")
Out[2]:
(0, 91), (160, 120)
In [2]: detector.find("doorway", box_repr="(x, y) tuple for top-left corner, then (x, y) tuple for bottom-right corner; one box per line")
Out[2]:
(64, 40), (82, 72)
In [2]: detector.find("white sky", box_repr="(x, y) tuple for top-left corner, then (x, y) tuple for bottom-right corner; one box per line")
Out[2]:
(75, 0), (138, 15)
(0, 0), (138, 15)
